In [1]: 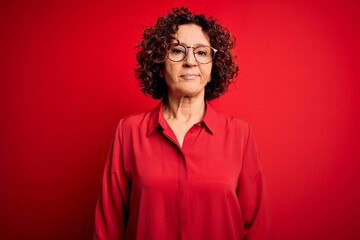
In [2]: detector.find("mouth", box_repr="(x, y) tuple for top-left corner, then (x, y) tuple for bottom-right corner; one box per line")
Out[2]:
(180, 74), (199, 80)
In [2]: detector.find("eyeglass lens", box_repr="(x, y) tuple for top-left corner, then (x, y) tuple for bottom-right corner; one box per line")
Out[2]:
(168, 44), (216, 64)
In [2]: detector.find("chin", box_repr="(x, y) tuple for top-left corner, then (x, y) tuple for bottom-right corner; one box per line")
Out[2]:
(177, 90), (204, 98)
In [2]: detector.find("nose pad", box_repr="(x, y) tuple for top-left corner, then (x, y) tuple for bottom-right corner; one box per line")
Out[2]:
(183, 47), (197, 66)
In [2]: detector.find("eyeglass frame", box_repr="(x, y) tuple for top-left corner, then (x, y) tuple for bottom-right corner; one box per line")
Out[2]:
(167, 43), (218, 64)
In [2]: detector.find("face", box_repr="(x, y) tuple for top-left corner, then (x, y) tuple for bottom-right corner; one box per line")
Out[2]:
(162, 24), (213, 99)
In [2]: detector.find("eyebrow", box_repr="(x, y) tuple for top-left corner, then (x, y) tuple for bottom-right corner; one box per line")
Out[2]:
(173, 42), (210, 47)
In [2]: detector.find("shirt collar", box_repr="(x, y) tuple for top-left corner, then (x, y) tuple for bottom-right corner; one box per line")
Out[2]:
(202, 102), (217, 135)
(147, 102), (163, 137)
(147, 101), (217, 137)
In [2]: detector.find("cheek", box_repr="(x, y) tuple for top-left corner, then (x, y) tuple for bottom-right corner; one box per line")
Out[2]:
(163, 62), (175, 79)
(165, 67), (183, 85)
(201, 66), (213, 81)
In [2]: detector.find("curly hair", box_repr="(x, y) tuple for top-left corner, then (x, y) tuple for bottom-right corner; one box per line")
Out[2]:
(135, 7), (239, 100)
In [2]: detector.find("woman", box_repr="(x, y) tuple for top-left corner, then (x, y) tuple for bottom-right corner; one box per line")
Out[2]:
(94, 7), (271, 240)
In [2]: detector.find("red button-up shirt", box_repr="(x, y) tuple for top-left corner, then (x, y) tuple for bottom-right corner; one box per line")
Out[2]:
(94, 102), (271, 240)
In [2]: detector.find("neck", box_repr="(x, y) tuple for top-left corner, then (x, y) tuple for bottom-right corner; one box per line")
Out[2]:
(163, 95), (206, 123)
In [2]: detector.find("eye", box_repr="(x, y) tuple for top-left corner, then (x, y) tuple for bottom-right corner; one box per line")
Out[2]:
(194, 47), (209, 57)
(195, 50), (207, 56)
(170, 47), (185, 55)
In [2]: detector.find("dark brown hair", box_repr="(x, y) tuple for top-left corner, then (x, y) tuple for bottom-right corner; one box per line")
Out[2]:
(135, 7), (239, 100)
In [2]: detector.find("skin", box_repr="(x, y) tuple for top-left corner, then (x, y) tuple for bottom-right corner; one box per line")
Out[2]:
(162, 24), (213, 147)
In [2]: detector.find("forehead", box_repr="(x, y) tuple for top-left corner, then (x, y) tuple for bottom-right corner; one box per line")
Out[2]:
(174, 24), (210, 46)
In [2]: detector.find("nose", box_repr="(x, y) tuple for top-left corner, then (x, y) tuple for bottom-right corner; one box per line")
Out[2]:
(183, 47), (197, 66)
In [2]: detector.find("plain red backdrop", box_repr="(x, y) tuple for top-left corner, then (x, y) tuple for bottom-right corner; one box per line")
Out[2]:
(1, 0), (359, 239)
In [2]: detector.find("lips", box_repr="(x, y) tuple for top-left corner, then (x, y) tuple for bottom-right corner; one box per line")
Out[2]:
(180, 74), (199, 80)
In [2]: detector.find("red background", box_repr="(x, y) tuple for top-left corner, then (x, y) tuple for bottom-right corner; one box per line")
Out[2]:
(1, 0), (360, 239)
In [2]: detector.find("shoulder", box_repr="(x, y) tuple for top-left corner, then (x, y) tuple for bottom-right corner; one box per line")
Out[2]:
(116, 109), (152, 130)
(115, 103), (161, 137)
(206, 103), (251, 134)
(219, 111), (251, 135)
(119, 111), (148, 127)
(219, 111), (249, 127)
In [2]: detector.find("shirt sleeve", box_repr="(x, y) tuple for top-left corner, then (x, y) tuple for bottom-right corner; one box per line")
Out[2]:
(93, 120), (130, 240)
(237, 124), (271, 239)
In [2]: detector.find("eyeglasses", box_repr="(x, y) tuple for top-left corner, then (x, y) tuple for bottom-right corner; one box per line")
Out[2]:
(167, 43), (217, 64)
